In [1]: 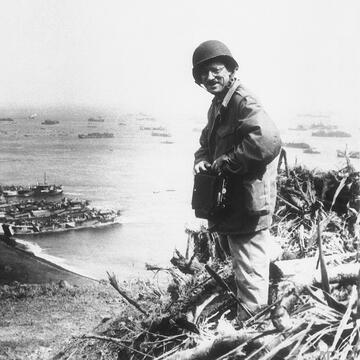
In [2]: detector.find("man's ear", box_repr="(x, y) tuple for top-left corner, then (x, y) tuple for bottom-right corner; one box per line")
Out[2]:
(231, 66), (239, 77)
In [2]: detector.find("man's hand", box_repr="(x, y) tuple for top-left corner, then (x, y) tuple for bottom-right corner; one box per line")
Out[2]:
(211, 155), (229, 173)
(194, 160), (211, 174)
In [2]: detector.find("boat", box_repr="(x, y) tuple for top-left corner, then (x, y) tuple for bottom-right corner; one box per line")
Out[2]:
(78, 132), (114, 139)
(0, 118), (14, 122)
(309, 122), (337, 130)
(3, 189), (18, 197)
(288, 122), (338, 131)
(32, 173), (63, 196)
(41, 119), (59, 125)
(1, 175), (62, 198)
(65, 221), (76, 228)
(17, 187), (34, 197)
(88, 117), (104, 122)
(288, 124), (307, 131)
(9, 224), (40, 234)
(312, 130), (351, 138)
(33, 184), (63, 196)
(337, 150), (360, 159)
(137, 116), (155, 121)
(283, 142), (310, 149)
(349, 151), (360, 159)
(140, 126), (166, 131)
(303, 147), (320, 154)
(0, 197), (121, 235)
(151, 131), (171, 138)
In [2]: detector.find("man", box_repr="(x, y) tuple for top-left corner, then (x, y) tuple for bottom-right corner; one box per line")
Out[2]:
(192, 40), (281, 319)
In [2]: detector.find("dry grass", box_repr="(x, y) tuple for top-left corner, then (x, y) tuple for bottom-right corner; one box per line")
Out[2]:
(54, 164), (360, 360)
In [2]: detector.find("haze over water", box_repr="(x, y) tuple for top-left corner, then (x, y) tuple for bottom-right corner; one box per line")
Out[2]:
(0, 106), (358, 280)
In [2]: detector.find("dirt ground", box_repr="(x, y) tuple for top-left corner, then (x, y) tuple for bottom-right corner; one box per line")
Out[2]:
(0, 282), (126, 360)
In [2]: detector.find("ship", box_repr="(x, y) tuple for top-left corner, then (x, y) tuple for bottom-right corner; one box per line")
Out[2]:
(337, 150), (360, 159)
(303, 147), (320, 154)
(33, 183), (63, 196)
(2, 189), (18, 197)
(31, 173), (63, 196)
(151, 131), (171, 138)
(17, 187), (34, 197)
(288, 123), (338, 131)
(1, 175), (63, 198)
(41, 119), (59, 125)
(283, 142), (310, 149)
(0, 117), (14, 122)
(312, 130), (351, 138)
(309, 122), (337, 130)
(288, 124), (307, 131)
(140, 126), (166, 131)
(0, 198), (121, 236)
(88, 116), (105, 122)
(78, 132), (114, 139)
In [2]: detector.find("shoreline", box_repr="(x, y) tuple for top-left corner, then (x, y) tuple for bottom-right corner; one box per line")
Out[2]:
(0, 235), (98, 285)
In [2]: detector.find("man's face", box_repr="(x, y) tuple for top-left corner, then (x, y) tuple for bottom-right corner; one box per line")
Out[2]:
(199, 60), (233, 95)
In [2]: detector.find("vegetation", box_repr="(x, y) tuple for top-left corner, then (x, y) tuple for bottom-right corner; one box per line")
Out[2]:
(54, 160), (360, 359)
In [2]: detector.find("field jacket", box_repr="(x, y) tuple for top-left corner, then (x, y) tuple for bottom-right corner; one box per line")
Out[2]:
(194, 79), (281, 234)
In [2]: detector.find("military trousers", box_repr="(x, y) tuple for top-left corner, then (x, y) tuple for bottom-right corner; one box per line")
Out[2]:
(227, 229), (270, 320)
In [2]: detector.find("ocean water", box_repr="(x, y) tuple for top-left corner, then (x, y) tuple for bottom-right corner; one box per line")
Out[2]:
(0, 110), (359, 280)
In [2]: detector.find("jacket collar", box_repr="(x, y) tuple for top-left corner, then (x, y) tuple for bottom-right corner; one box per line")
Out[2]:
(212, 78), (241, 109)
(222, 78), (241, 108)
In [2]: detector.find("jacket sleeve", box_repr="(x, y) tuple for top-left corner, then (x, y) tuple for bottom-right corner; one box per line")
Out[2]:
(224, 97), (282, 174)
(194, 125), (210, 165)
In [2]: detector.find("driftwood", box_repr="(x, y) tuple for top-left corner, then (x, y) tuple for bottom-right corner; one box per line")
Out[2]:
(273, 257), (360, 286)
(269, 259), (359, 331)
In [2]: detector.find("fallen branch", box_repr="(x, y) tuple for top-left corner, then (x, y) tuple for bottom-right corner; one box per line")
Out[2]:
(107, 271), (149, 316)
(161, 330), (262, 360)
(83, 334), (152, 358)
(273, 258), (360, 286)
(205, 264), (253, 319)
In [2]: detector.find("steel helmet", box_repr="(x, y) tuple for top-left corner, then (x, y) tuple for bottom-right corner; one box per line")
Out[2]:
(192, 40), (238, 84)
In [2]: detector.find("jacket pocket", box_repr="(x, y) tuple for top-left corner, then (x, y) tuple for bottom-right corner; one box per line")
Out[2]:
(242, 177), (270, 216)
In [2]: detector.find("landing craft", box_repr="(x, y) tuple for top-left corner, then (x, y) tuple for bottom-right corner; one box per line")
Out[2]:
(33, 172), (63, 196)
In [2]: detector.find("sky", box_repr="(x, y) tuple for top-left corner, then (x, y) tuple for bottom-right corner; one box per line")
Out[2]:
(0, 0), (359, 128)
